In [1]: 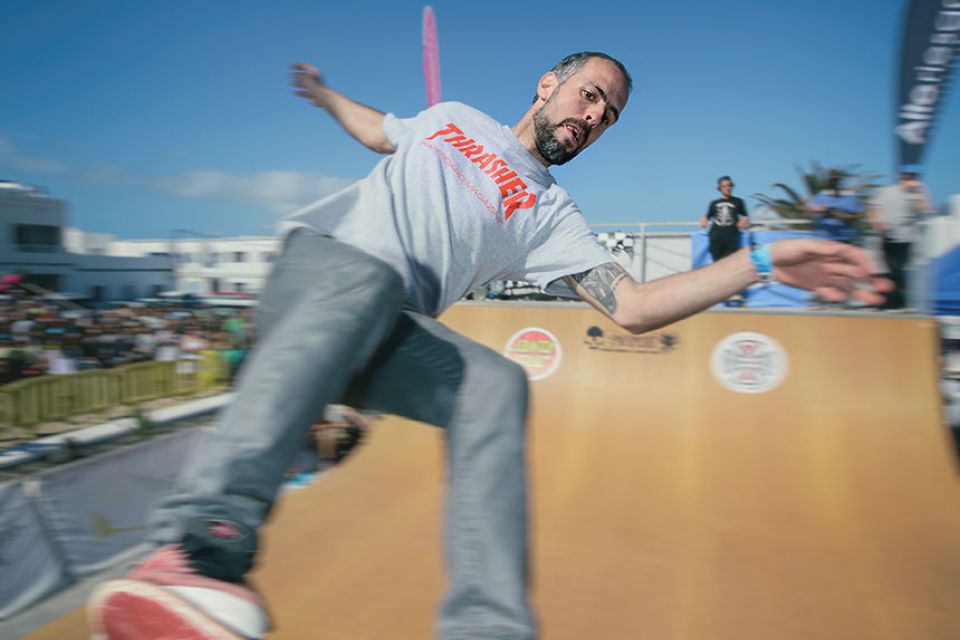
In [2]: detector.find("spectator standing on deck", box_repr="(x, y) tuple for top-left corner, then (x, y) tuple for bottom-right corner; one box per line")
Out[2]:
(700, 176), (750, 264)
(809, 170), (862, 245)
(867, 165), (935, 310)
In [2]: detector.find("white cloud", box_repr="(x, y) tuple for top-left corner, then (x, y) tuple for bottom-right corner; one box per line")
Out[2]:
(0, 136), (68, 174)
(154, 169), (354, 214)
(0, 137), (353, 218)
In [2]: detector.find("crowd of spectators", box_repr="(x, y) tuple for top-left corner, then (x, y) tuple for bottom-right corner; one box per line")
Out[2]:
(0, 291), (255, 386)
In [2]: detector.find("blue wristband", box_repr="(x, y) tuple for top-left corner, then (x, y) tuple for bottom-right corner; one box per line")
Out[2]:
(750, 243), (774, 282)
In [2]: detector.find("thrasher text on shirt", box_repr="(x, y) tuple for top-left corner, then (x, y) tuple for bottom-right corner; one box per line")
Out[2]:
(425, 122), (538, 224)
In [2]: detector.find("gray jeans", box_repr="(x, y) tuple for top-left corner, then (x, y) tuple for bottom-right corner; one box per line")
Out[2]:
(150, 229), (536, 640)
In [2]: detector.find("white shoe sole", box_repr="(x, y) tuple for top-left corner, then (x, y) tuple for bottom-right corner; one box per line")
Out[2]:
(88, 579), (252, 640)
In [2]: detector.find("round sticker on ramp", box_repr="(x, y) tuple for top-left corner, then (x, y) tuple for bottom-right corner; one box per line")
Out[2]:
(710, 332), (788, 394)
(503, 327), (562, 381)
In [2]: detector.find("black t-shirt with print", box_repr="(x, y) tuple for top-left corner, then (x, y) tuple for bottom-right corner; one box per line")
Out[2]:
(705, 196), (747, 236)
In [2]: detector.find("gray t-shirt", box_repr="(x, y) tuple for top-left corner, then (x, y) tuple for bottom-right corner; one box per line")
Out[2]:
(280, 101), (612, 316)
(870, 185), (928, 243)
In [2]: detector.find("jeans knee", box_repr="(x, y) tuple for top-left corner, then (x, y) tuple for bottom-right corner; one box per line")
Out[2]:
(504, 359), (530, 406)
(480, 356), (529, 418)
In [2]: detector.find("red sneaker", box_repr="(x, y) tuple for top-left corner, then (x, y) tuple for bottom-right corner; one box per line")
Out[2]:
(88, 545), (270, 640)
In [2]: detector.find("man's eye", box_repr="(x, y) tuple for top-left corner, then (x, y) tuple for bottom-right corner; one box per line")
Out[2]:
(581, 89), (595, 101)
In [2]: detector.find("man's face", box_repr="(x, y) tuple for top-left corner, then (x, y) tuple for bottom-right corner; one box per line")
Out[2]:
(718, 179), (733, 197)
(899, 172), (919, 189)
(532, 57), (629, 166)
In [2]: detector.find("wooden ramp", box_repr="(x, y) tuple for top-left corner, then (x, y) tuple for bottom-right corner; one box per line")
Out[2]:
(26, 305), (960, 639)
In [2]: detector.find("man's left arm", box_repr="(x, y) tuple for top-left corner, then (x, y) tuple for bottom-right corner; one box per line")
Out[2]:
(290, 63), (396, 154)
(565, 240), (891, 335)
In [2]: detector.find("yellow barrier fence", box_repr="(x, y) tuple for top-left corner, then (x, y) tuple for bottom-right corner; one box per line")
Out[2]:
(0, 350), (230, 432)
(197, 350), (229, 392)
(0, 391), (11, 427)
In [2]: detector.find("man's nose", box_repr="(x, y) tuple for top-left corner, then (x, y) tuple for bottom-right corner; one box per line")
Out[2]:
(584, 102), (606, 125)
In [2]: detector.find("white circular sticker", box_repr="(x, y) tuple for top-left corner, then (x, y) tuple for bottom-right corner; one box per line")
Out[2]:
(503, 327), (562, 381)
(710, 332), (788, 394)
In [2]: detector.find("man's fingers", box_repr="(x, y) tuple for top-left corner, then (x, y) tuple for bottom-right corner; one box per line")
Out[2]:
(289, 63), (322, 88)
(821, 259), (876, 281)
(818, 275), (892, 306)
(815, 287), (846, 303)
(290, 62), (319, 75)
(851, 285), (887, 306)
(289, 71), (315, 83)
(824, 265), (893, 297)
(872, 276), (895, 293)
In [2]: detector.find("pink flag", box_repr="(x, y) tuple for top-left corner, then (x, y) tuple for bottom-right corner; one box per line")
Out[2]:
(422, 6), (441, 107)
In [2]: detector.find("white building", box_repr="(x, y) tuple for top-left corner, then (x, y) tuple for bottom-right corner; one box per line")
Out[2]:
(0, 181), (174, 301)
(8, 176), (956, 302)
(107, 236), (279, 295)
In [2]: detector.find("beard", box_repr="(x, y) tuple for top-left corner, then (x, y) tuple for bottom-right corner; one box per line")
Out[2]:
(532, 106), (589, 166)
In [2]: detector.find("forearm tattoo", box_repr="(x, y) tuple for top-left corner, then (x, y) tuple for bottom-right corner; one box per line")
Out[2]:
(568, 262), (628, 314)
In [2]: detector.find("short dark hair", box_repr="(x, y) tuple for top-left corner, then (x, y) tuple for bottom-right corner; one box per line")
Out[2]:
(532, 51), (632, 103)
(717, 176), (734, 186)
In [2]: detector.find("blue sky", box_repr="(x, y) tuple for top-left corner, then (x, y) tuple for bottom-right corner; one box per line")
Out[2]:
(1, 0), (957, 239)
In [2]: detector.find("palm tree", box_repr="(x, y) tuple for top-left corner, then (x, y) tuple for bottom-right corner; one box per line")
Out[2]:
(752, 162), (882, 225)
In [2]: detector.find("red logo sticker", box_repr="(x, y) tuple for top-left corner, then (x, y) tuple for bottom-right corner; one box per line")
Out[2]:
(503, 327), (562, 381)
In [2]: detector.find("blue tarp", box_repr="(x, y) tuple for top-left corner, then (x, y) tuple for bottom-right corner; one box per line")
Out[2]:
(931, 245), (960, 315)
(692, 230), (814, 308)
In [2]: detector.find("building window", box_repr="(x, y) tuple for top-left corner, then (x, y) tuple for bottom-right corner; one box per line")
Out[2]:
(14, 224), (61, 252)
(234, 282), (246, 292)
(261, 252), (275, 263)
(234, 252), (246, 263)
(122, 284), (137, 300)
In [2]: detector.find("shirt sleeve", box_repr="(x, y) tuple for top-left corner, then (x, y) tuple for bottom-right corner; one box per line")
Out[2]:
(382, 112), (415, 148)
(513, 205), (614, 299)
(383, 102), (459, 148)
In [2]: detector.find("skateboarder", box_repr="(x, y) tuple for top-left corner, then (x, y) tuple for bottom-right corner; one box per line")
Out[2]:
(88, 51), (890, 639)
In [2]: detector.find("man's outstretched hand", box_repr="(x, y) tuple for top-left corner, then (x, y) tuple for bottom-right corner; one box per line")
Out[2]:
(771, 239), (893, 306)
(290, 63), (329, 109)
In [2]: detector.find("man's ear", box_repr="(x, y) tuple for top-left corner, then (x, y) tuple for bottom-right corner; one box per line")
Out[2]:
(536, 72), (559, 103)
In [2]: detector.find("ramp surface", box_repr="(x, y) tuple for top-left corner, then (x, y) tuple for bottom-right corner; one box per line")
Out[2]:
(24, 306), (960, 639)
